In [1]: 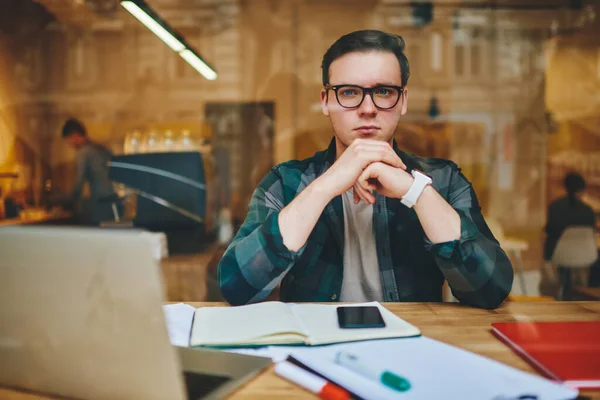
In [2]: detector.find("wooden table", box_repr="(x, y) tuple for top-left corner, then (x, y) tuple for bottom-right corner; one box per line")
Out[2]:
(574, 287), (600, 301)
(2, 301), (599, 399)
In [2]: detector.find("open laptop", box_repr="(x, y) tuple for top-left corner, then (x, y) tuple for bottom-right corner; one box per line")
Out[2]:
(0, 226), (272, 400)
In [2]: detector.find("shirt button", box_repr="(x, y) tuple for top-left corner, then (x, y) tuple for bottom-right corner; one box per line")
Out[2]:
(331, 294), (337, 300)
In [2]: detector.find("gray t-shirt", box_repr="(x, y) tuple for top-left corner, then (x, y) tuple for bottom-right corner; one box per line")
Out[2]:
(339, 189), (384, 302)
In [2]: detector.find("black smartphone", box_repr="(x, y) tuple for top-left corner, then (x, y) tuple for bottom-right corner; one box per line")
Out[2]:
(336, 306), (386, 329)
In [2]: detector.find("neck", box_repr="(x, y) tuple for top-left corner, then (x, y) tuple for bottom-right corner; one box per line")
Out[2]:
(568, 192), (582, 200)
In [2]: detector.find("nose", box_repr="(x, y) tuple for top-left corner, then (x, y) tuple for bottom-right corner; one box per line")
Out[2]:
(358, 92), (378, 117)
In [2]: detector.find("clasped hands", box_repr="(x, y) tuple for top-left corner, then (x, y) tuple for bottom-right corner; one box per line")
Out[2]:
(322, 139), (415, 205)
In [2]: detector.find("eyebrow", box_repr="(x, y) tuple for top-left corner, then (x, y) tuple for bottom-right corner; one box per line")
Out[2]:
(329, 82), (401, 87)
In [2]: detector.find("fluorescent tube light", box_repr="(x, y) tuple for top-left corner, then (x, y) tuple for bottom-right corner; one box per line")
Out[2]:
(121, 1), (185, 52)
(120, 0), (217, 81)
(179, 49), (217, 81)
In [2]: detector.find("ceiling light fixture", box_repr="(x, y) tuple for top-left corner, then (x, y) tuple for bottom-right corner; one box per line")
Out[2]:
(120, 0), (217, 80)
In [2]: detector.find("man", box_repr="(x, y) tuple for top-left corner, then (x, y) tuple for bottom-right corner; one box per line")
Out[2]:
(544, 172), (597, 298)
(218, 30), (513, 309)
(61, 118), (117, 225)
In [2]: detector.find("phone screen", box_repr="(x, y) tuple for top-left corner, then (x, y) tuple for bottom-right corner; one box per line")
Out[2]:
(336, 306), (386, 329)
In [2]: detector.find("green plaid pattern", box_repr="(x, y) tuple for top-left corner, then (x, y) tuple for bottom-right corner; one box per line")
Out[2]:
(218, 139), (513, 309)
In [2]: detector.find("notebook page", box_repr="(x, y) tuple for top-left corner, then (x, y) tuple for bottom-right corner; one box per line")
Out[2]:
(190, 301), (307, 346)
(290, 302), (420, 345)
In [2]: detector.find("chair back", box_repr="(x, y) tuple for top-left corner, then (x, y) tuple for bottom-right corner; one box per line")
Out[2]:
(552, 226), (598, 268)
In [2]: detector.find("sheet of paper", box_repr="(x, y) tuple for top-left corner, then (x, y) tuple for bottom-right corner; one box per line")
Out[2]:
(162, 303), (196, 347)
(227, 337), (578, 400)
(225, 347), (281, 360)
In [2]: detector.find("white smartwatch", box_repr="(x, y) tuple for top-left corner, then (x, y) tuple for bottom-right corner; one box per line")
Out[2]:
(401, 169), (432, 208)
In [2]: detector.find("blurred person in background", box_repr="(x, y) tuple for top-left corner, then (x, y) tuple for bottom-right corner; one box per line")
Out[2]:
(544, 172), (597, 298)
(59, 118), (118, 225)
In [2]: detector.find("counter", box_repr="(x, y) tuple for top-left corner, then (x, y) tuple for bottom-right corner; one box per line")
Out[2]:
(0, 210), (74, 227)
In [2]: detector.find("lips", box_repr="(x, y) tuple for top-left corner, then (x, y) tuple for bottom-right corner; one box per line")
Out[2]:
(355, 126), (380, 135)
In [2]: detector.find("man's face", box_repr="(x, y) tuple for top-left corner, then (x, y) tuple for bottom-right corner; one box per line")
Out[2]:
(320, 50), (407, 155)
(65, 133), (86, 149)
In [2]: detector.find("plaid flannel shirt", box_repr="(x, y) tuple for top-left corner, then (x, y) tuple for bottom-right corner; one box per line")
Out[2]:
(218, 139), (513, 309)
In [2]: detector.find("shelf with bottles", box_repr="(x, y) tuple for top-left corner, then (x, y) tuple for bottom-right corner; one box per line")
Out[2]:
(548, 151), (600, 179)
(122, 125), (214, 155)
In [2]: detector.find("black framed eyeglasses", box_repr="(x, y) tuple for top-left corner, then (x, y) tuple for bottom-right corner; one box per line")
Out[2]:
(325, 84), (404, 110)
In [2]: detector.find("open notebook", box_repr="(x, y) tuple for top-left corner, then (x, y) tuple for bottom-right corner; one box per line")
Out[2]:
(190, 301), (421, 347)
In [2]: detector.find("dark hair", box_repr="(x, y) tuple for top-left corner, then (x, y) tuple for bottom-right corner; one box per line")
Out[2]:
(565, 172), (585, 194)
(564, 172), (585, 206)
(321, 30), (410, 87)
(61, 118), (87, 138)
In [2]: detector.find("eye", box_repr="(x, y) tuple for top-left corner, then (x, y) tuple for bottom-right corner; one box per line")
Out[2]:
(375, 87), (392, 96)
(341, 88), (359, 96)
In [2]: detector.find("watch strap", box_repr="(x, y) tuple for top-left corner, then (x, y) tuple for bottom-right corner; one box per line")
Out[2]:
(401, 170), (432, 208)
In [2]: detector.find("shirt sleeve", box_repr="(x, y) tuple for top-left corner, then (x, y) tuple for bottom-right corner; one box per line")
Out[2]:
(218, 168), (307, 305)
(423, 163), (514, 309)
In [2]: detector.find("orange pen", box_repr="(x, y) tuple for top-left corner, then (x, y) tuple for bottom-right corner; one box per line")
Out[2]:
(275, 361), (351, 400)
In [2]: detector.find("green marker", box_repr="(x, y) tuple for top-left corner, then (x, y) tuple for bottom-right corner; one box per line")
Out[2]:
(334, 351), (411, 392)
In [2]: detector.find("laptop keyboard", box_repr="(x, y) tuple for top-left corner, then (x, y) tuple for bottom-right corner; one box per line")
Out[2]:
(183, 371), (232, 400)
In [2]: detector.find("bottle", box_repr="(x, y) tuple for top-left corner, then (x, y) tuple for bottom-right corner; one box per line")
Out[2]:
(163, 130), (175, 151)
(145, 130), (159, 153)
(130, 130), (142, 154)
(177, 129), (195, 151)
(43, 179), (53, 211)
(217, 207), (234, 245)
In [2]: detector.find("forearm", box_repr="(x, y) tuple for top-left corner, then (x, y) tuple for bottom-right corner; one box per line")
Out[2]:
(410, 163), (513, 308)
(413, 186), (461, 243)
(219, 187), (332, 305)
(278, 175), (334, 252)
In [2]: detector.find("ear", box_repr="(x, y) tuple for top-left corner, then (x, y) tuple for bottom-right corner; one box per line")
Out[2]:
(400, 88), (408, 116)
(320, 88), (330, 116)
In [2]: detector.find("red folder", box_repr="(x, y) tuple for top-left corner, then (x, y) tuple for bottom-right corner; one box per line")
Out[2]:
(491, 321), (600, 390)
